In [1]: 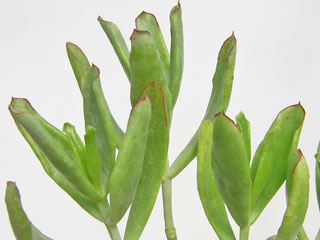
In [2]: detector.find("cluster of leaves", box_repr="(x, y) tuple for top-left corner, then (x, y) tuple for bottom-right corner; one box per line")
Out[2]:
(5, 3), (320, 240)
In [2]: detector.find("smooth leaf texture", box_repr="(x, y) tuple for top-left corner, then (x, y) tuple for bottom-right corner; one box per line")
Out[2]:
(169, 2), (184, 108)
(236, 111), (251, 162)
(276, 150), (309, 240)
(108, 97), (151, 225)
(66, 42), (124, 149)
(63, 122), (88, 178)
(5, 182), (53, 240)
(168, 33), (236, 179)
(197, 120), (236, 240)
(315, 142), (320, 210)
(211, 112), (251, 228)
(135, 11), (170, 80)
(98, 17), (131, 80)
(129, 29), (172, 122)
(9, 98), (103, 203)
(250, 104), (305, 224)
(124, 80), (169, 240)
(81, 65), (116, 195)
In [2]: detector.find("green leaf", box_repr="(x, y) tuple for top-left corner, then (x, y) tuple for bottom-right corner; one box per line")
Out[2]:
(315, 141), (320, 210)
(9, 98), (103, 203)
(66, 42), (124, 149)
(84, 126), (102, 191)
(129, 28), (172, 122)
(275, 150), (309, 240)
(211, 112), (251, 228)
(5, 182), (53, 240)
(169, 2), (184, 108)
(135, 11), (170, 80)
(168, 33), (236, 179)
(98, 17), (131, 81)
(250, 104), (305, 224)
(81, 65), (116, 195)
(108, 96), (151, 224)
(236, 111), (251, 162)
(63, 122), (88, 178)
(124, 80), (169, 240)
(197, 120), (236, 240)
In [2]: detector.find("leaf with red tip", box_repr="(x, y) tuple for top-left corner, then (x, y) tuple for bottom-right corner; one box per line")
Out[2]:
(5, 182), (53, 240)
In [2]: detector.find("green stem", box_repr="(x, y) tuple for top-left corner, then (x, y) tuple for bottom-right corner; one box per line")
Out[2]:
(240, 225), (250, 240)
(162, 159), (177, 240)
(105, 224), (122, 240)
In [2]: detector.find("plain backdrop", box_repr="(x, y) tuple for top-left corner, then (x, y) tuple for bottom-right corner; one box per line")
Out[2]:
(1, 0), (320, 239)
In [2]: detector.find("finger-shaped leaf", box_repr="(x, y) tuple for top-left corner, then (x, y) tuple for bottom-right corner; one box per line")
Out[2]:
(82, 65), (116, 195)
(316, 229), (320, 240)
(168, 33), (236, 179)
(197, 120), (236, 240)
(66, 41), (90, 92)
(98, 17), (131, 80)
(211, 112), (251, 228)
(135, 11), (170, 80)
(11, 117), (108, 222)
(169, 2), (184, 108)
(129, 29), (172, 122)
(250, 104), (305, 224)
(63, 122), (88, 178)
(236, 111), (251, 162)
(251, 126), (280, 209)
(297, 227), (309, 240)
(66, 42), (124, 149)
(9, 98), (103, 202)
(108, 97), (151, 224)
(84, 126), (102, 190)
(124, 80), (169, 240)
(275, 150), (309, 240)
(315, 142), (320, 210)
(5, 182), (53, 240)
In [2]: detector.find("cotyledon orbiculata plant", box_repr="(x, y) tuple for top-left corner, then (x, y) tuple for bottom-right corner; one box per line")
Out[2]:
(6, 2), (312, 240)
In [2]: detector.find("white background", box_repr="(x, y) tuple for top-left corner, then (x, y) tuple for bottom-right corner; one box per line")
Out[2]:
(1, 0), (320, 239)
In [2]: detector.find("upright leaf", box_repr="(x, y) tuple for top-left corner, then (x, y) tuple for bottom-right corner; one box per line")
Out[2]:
(124, 80), (169, 240)
(211, 112), (251, 228)
(169, 2), (184, 108)
(315, 142), (320, 210)
(236, 112), (251, 162)
(250, 104), (305, 224)
(108, 97), (151, 224)
(98, 17), (131, 81)
(5, 182), (53, 240)
(275, 150), (309, 240)
(197, 120), (236, 240)
(168, 33), (236, 179)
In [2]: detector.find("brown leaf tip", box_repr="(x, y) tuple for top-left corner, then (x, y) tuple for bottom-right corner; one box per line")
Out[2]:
(130, 28), (151, 40)
(135, 11), (160, 29)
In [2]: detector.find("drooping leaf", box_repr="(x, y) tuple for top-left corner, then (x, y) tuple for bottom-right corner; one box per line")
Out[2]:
(108, 96), (151, 224)
(211, 112), (251, 228)
(250, 104), (305, 224)
(5, 182), (53, 240)
(197, 120), (236, 240)
(168, 33), (236, 179)
(124, 80), (169, 240)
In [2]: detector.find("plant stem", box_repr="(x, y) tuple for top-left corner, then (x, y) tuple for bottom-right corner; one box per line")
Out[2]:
(240, 225), (250, 240)
(162, 159), (177, 240)
(105, 224), (122, 240)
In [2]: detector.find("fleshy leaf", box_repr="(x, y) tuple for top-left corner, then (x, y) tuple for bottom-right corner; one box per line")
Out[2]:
(236, 111), (251, 162)
(250, 104), (305, 224)
(197, 120), (236, 240)
(9, 98), (102, 203)
(124, 80), (169, 240)
(168, 33), (236, 179)
(315, 141), (320, 210)
(98, 17), (131, 81)
(135, 11), (170, 80)
(108, 96), (151, 224)
(275, 150), (309, 240)
(5, 182), (53, 240)
(211, 112), (251, 228)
